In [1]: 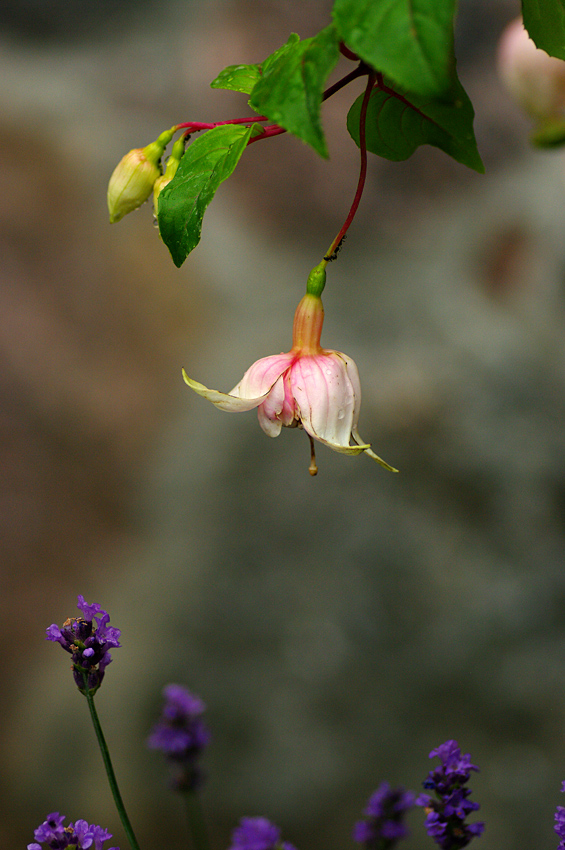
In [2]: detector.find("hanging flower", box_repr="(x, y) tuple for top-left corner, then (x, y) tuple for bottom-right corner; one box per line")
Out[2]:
(183, 267), (396, 475)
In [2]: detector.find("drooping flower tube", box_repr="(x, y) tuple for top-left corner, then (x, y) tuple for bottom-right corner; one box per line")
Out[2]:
(183, 264), (397, 474)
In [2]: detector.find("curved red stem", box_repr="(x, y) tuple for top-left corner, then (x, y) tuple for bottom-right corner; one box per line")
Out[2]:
(323, 69), (376, 262)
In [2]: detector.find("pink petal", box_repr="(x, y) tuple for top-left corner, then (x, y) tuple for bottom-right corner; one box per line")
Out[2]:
(290, 352), (357, 449)
(232, 353), (295, 398)
(257, 370), (299, 436)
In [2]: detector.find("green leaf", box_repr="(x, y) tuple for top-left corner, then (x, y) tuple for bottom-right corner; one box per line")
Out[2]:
(209, 35), (303, 97)
(333, 0), (457, 97)
(249, 25), (340, 158)
(347, 76), (484, 172)
(209, 34), (302, 96)
(157, 124), (255, 267)
(260, 32), (301, 74)
(522, 0), (565, 60)
(210, 63), (262, 95)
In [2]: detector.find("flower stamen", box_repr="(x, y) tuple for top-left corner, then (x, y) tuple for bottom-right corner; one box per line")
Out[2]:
(308, 434), (318, 476)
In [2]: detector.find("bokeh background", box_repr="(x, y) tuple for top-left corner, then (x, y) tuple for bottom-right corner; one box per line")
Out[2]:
(2, 1), (565, 848)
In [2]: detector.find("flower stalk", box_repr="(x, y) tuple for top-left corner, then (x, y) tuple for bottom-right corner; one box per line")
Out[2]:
(184, 790), (212, 850)
(83, 679), (141, 850)
(322, 69), (376, 266)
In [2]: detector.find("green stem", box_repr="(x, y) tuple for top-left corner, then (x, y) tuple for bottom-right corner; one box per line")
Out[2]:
(184, 789), (212, 850)
(83, 679), (141, 850)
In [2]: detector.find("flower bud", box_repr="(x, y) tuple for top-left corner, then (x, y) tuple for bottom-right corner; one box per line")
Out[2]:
(497, 18), (565, 121)
(108, 126), (178, 223)
(153, 135), (186, 214)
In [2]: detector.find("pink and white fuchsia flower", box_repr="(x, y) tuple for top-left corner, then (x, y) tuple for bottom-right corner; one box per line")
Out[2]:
(183, 292), (397, 474)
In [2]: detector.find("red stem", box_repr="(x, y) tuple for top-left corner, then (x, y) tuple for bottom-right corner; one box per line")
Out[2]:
(323, 69), (376, 261)
(177, 65), (370, 146)
(177, 115), (269, 131)
(322, 64), (367, 101)
(339, 42), (360, 62)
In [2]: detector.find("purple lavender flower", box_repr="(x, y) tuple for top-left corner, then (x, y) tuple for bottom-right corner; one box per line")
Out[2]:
(353, 782), (415, 849)
(416, 740), (484, 850)
(147, 683), (211, 792)
(28, 812), (118, 850)
(554, 781), (565, 849)
(46, 595), (121, 695)
(228, 816), (297, 850)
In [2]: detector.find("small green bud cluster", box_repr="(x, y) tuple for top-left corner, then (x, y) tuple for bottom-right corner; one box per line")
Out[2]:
(107, 125), (181, 223)
(153, 136), (187, 214)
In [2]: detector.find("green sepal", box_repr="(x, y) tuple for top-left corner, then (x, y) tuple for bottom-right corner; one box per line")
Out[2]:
(157, 124), (255, 267)
(347, 75), (484, 173)
(210, 64), (262, 95)
(522, 0), (565, 60)
(143, 125), (178, 165)
(333, 0), (457, 97)
(248, 25), (340, 158)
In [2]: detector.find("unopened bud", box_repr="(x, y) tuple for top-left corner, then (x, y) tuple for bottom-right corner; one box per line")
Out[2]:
(306, 262), (326, 298)
(108, 126), (178, 223)
(153, 135), (187, 214)
(497, 18), (565, 120)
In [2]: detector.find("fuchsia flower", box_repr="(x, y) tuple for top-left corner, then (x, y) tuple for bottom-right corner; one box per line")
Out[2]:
(497, 18), (565, 122)
(183, 290), (396, 474)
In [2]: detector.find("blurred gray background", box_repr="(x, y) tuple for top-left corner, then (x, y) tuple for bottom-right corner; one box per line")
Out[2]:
(2, 1), (565, 848)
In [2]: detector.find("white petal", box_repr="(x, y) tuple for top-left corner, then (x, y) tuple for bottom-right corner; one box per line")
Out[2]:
(338, 352), (363, 429)
(313, 436), (369, 455)
(256, 374), (287, 437)
(257, 404), (284, 437)
(182, 370), (267, 412)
